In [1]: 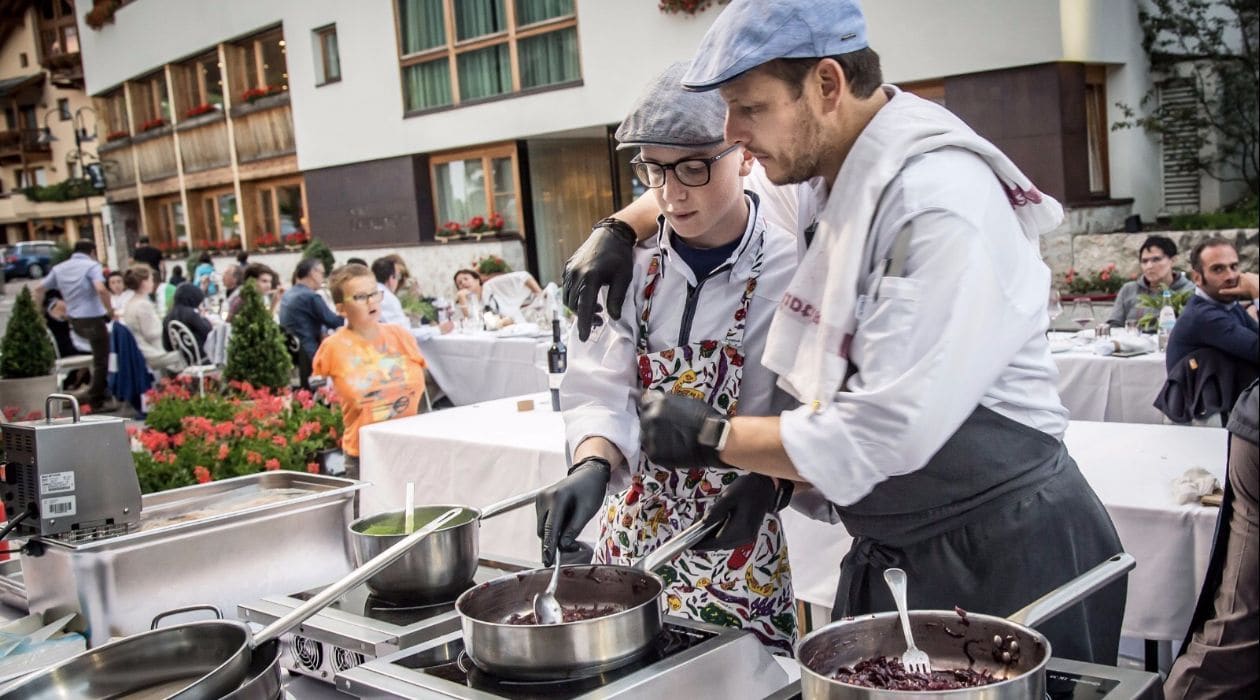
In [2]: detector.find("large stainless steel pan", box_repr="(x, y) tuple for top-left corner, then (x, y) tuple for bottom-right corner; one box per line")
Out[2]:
(348, 485), (547, 600)
(455, 518), (719, 680)
(0, 508), (464, 699)
(796, 552), (1136, 699)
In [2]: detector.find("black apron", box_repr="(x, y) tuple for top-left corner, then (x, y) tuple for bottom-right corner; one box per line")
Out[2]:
(825, 225), (1128, 665)
(830, 406), (1127, 665)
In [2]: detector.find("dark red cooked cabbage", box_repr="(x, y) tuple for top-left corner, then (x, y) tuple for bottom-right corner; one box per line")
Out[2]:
(505, 604), (624, 625)
(832, 656), (997, 690)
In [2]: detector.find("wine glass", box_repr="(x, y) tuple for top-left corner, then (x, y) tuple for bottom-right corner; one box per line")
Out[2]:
(1047, 287), (1063, 327)
(1069, 299), (1096, 332)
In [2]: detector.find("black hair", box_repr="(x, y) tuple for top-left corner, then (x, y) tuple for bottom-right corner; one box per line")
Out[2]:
(138, 236), (150, 245)
(243, 263), (276, 281)
(758, 48), (884, 100)
(347, 257), (368, 267)
(236, 252), (249, 264)
(197, 252), (211, 264)
(1189, 237), (1236, 274)
(293, 257), (322, 284)
(73, 239), (95, 255)
(371, 257), (396, 284)
(1139, 236), (1177, 260)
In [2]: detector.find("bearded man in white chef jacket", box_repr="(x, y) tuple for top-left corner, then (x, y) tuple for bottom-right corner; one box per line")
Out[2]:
(562, 0), (1127, 665)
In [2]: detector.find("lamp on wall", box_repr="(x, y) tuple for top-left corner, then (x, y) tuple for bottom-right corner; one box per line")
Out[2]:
(38, 106), (106, 244)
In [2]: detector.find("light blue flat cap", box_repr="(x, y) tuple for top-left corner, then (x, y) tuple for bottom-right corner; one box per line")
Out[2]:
(682, 0), (868, 91)
(615, 61), (727, 150)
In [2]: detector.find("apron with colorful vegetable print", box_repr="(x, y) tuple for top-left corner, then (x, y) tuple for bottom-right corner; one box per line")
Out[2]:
(593, 240), (797, 654)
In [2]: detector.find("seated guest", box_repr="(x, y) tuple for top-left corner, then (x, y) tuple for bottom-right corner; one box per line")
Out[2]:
(163, 282), (213, 360)
(1167, 238), (1259, 371)
(481, 269), (544, 323)
(371, 256), (409, 326)
(157, 264), (183, 316)
(221, 264), (241, 302)
(313, 264), (429, 476)
(107, 270), (133, 316)
(226, 263), (282, 322)
(279, 257), (344, 361)
(120, 266), (185, 374)
(453, 268), (485, 320)
(43, 291), (92, 389)
(1108, 235), (1195, 327)
(192, 252), (218, 296)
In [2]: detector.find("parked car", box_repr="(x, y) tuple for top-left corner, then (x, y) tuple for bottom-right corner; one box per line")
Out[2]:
(3, 240), (57, 279)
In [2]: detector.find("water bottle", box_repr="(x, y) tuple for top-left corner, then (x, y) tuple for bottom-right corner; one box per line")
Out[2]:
(547, 307), (567, 412)
(1157, 289), (1176, 351)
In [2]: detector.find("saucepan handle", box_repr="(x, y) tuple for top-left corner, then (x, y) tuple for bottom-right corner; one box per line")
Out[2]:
(636, 518), (721, 574)
(479, 484), (550, 520)
(1006, 552), (1136, 628)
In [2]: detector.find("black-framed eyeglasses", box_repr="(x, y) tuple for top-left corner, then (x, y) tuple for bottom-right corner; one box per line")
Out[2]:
(630, 143), (741, 189)
(350, 290), (384, 303)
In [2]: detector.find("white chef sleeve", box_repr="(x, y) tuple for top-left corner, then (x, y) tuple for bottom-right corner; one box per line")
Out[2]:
(558, 290), (642, 469)
(779, 209), (1048, 507)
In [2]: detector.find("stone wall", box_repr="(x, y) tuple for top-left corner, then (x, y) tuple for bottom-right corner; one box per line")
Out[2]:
(1041, 228), (1259, 285)
(196, 238), (529, 301)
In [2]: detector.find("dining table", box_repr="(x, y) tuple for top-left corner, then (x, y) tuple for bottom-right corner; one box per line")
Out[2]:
(358, 391), (1228, 644)
(409, 324), (551, 405)
(1050, 331), (1169, 424)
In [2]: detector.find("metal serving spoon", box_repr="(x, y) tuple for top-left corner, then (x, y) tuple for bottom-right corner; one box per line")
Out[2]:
(533, 555), (564, 624)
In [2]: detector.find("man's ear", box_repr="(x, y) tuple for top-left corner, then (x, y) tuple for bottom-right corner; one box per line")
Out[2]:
(813, 57), (847, 113)
(1191, 270), (1203, 287)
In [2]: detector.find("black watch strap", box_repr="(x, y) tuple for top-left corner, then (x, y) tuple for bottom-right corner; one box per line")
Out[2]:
(774, 480), (795, 512)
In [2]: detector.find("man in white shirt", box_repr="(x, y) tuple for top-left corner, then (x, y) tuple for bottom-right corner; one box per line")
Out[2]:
(564, 0), (1126, 665)
(371, 256), (409, 327)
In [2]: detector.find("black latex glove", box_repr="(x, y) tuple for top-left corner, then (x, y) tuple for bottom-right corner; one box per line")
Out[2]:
(563, 218), (637, 342)
(696, 473), (779, 551)
(638, 390), (724, 469)
(536, 457), (611, 566)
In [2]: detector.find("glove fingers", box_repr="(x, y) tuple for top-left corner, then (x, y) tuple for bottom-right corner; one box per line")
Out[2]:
(574, 281), (599, 343)
(545, 497), (575, 561)
(605, 271), (630, 321)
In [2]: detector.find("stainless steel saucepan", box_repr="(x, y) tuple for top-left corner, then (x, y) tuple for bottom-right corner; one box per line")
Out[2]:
(795, 552), (1136, 699)
(454, 518), (720, 681)
(348, 484), (549, 600)
(0, 508), (465, 699)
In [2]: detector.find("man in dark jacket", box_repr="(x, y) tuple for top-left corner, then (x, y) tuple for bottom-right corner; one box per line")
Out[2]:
(1166, 238), (1259, 373)
(279, 257), (343, 360)
(131, 236), (164, 282)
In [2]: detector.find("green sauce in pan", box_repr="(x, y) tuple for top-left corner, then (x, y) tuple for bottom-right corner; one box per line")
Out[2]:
(355, 507), (477, 535)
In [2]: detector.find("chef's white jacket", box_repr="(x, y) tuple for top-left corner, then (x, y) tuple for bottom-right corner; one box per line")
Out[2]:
(560, 194), (798, 480)
(747, 153), (1070, 508)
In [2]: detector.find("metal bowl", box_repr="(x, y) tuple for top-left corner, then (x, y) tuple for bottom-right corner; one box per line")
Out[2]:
(348, 506), (480, 601)
(796, 611), (1050, 699)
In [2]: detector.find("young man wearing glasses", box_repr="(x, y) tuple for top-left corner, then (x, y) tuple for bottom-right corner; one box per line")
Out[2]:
(313, 263), (429, 477)
(535, 62), (801, 652)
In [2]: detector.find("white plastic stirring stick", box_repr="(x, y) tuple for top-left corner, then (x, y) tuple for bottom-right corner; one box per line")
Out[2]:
(404, 482), (415, 534)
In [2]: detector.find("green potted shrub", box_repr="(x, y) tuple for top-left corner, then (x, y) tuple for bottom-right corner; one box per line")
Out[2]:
(0, 288), (58, 417)
(224, 281), (293, 390)
(302, 238), (335, 275)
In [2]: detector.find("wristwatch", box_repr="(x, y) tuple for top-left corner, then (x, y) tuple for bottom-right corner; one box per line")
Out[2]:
(697, 416), (732, 452)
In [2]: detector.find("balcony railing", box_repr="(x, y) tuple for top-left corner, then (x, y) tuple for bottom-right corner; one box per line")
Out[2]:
(232, 95), (295, 163)
(0, 129), (53, 164)
(178, 113), (231, 173)
(99, 140), (137, 189)
(133, 129), (178, 182)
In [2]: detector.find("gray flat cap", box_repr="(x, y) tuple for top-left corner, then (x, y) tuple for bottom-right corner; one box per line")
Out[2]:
(682, 0), (869, 91)
(615, 61), (727, 150)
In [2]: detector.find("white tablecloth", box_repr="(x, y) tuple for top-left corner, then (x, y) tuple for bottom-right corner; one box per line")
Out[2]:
(411, 330), (550, 406)
(1051, 333), (1167, 424)
(359, 393), (1227, 641)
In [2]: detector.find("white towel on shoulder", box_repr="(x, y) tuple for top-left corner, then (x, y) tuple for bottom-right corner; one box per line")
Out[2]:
(763, 88), (1065, 407)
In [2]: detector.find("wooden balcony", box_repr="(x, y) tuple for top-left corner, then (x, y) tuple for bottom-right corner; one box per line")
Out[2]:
(98, 139), (137, 189)
(177, 112), (231, 173)
(0, 129), (52, 165)
(132, 128), (178, 182)
(232, 94), (295, 164)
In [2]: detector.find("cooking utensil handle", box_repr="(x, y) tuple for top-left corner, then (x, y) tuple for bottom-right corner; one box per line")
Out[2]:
(636, 519), (720, 573)
(253, 507), (464, 645)
(479, 484), (549, 520)
(44, 394), (80, 423)
(1007, 552), (1136, 628)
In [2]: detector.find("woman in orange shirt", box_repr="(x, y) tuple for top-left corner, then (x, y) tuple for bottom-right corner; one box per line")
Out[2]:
(313, 263), (428, 476)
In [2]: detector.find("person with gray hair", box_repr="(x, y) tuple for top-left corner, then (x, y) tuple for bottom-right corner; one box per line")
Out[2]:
(534, 62), (801, 652)
(564, 0), (1126, 664)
